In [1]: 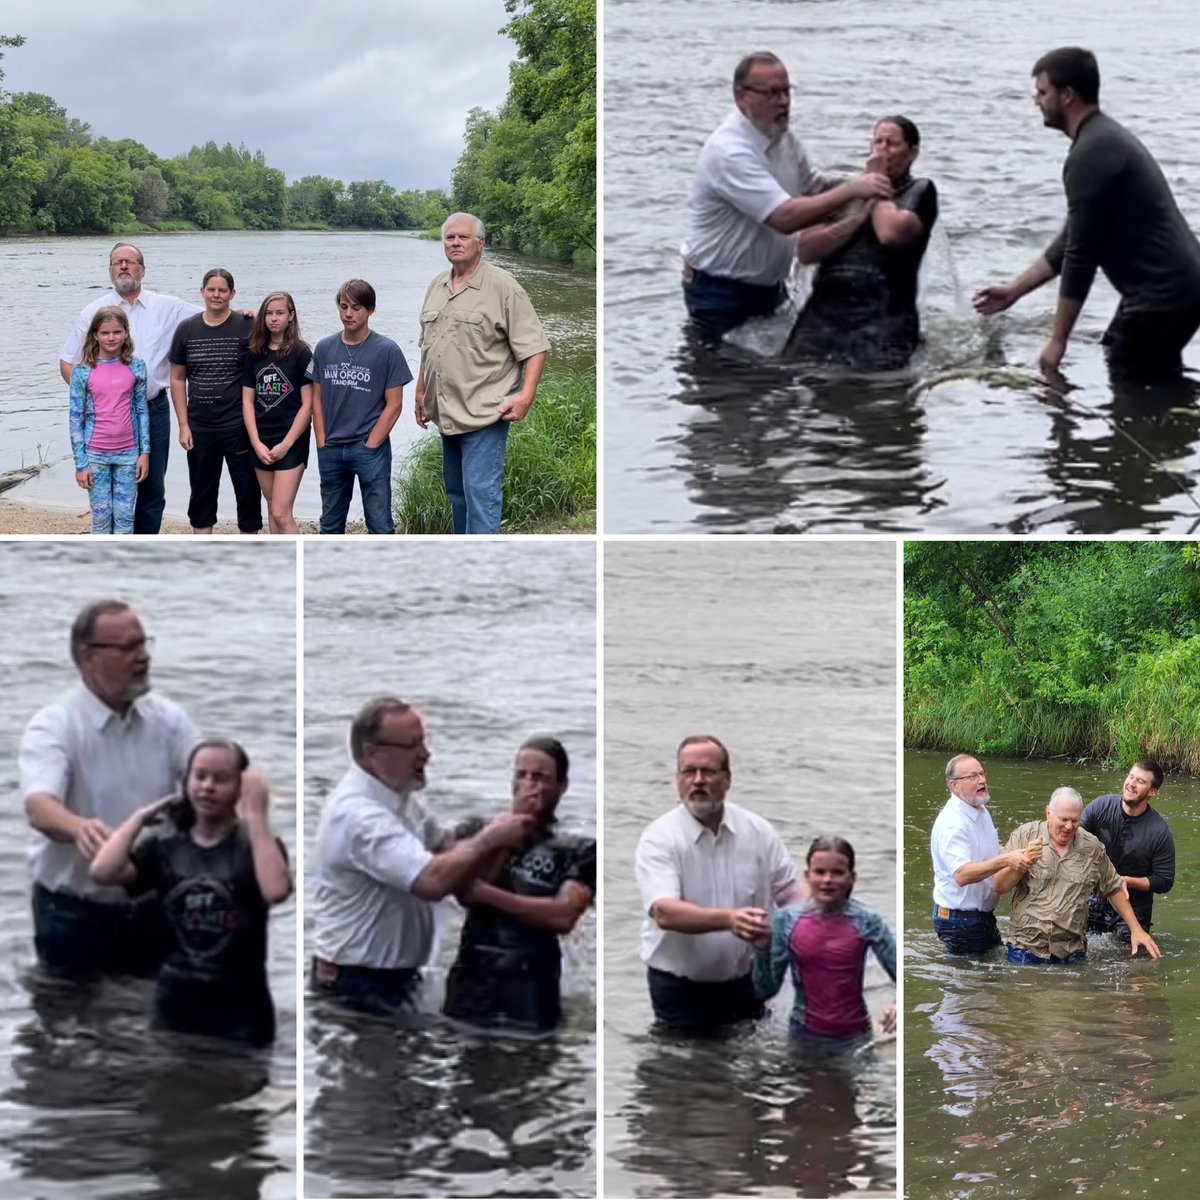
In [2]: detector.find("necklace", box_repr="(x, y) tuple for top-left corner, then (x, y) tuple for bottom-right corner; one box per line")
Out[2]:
(342, 331), (370, 361)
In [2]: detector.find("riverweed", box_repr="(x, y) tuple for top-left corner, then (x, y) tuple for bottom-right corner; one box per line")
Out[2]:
(392, 368), (596, 533)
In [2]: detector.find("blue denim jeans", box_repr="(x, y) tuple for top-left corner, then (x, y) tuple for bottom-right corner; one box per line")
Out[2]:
(1006, 942), (1086, 965)
(646, 966), (763, 1036)
(682, 270), (786, 343)
(133, 390), (170, 534)
(310, 957), (420, 1017)
(317, 439), (394, 534)
(441, 419), (510, 534)
(932, 906), (1002, 956)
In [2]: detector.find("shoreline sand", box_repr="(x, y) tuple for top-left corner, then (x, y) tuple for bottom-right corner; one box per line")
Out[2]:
(0, 495), (323, 536)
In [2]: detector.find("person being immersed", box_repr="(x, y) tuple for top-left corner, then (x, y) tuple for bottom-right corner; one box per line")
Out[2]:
(783, 116), (938, 371)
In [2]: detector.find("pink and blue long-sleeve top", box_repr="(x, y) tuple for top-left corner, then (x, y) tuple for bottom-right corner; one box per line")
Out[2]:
(69, 357), (149, 470)
(753, 898), (896, 1039)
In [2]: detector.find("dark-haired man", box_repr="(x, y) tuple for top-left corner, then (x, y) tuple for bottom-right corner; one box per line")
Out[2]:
(1082, 759), (1175, 940)
(682, 52), (892, 342)
(634, 734), (801, 1034)
(19, 599), (199, 975)
(444, 738), (595, 1032)
(974, 46), (1200, 381)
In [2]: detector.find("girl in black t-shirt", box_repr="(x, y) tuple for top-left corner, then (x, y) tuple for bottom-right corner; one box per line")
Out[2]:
(90, 739), (293, 1046)
(241, 291), (314, 534)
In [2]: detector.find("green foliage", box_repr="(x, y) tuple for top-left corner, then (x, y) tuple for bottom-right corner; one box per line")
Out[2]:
(392, 368), (596, 533)
(451, 0), (595, 262)
(905, 542), (1200, 771)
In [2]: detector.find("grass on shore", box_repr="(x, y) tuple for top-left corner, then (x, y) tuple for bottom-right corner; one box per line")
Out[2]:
(393, 369), (595, 534)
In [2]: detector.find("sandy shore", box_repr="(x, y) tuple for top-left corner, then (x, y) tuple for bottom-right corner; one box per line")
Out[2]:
(0, 496), (323, 536)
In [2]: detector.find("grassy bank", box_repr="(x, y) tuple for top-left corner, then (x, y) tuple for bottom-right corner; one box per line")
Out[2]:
(392, 368), (595, 534)
(904, 542), (1200, 773)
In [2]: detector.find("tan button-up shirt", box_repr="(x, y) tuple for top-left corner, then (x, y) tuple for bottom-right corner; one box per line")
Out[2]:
(418, 260), (550, 434)
(1005, 820), (1122, 959)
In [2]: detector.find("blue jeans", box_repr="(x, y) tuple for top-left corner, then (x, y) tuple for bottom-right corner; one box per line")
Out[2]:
(646, 966), (763, 1036)
(133, 390), (169, 534)
(310, 957), (420, 1018)
(1006, 942), (1086, 965)
(682, 270), (786, 343)
(932, 906), (1002, 956)
(317, 439), (394, 534)
(441, 419), (510, 534)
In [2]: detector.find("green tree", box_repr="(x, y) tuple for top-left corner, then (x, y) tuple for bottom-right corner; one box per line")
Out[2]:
(48, 146), (133, 230)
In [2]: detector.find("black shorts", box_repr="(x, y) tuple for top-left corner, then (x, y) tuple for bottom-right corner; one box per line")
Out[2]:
(187, 424), (264, 531)
(255, 426), (311, 472)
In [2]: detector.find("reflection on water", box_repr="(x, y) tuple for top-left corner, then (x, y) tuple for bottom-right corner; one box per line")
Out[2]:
(905, 751), (1200, 1199)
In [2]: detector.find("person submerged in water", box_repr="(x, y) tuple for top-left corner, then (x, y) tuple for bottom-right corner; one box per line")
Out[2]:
(783, 116), (939, 371)
(752, 836), (896, 1052)
(444, 738), (595, 1033)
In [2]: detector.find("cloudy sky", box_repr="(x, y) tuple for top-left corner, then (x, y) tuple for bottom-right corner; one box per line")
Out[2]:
(3, 0), (517, 190)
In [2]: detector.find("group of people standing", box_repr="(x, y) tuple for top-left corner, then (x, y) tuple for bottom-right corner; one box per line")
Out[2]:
(684, 46), (1200, 382)
(60, 213), (549, 536)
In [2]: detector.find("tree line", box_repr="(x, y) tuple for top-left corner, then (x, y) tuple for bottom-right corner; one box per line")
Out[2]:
(904, 541), (1200, 772)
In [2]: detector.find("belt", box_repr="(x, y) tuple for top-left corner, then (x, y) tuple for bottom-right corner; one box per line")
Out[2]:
(935, 905), (996, 920)
(311, 956), (420, 984)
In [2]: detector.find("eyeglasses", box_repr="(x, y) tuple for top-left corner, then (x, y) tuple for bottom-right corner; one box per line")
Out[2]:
(86, 635), (154, 654)
(109, 258), (143, 268)
(951, 771), (986, 782)
(738, 85), (794, 99)
(678, 766), (723, 780)
(370, 737), (427, 752)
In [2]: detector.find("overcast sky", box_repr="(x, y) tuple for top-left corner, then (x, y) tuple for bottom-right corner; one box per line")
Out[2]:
(2, 0), (517, 190)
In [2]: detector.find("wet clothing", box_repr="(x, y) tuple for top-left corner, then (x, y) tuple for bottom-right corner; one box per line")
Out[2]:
(444, 830), (596, 1031)
(129, 824), (282, 1046)
(1044, 110), (1200, 377)
(753, 899), (895, 1043)
(930, 793), (1002, 956)
(242, 343), (313, 470)
(310, 958), (422, 1018)
(1080, 792), (1175, 931)
(646, 966), (763, 1035)
(32, 882), (168, 978)
(1005, 942), (1085, 966)
(784, 177), (938, 370)
(1004, 821), (1122, 960)
(931, 906), (1001, 957)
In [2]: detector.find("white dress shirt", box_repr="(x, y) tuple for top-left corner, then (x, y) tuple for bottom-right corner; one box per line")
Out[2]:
(930, 794), (1002, 911)
(636, 800), (799, 981)
(19, 684), (200, 902)
(313, 764), (451, 970)
(682, 108), (822, 286)
(60, 288), (201, 396)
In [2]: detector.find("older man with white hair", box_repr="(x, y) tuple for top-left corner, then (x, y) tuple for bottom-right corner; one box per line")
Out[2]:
(994, 786), (1161, 964)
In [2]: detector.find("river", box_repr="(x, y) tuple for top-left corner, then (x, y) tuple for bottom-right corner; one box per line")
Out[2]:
(0, 229), (594, 524)
(904, 749), (1200, 1200)
(603, 541), (897, 1197)
(0, 541), (297, 1200)
(302, 540), (597, 1198)
(603, 0), (1200, 534)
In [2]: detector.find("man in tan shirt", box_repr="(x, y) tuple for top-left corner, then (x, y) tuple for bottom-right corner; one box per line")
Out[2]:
(994, 787), (1161, 964)
(415, 213), (550, 534)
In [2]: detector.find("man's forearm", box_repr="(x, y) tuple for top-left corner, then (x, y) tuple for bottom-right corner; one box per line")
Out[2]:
(465, 880), (591, 933)
(412, 828), (514, 901)
(1011, 255), (1058, 300)
(772, 181), (871, 234)
(797, 207), (872, 264)
(1106, 888), (1149, 933)
(25, 793), (84, 844)
(952, 853), (1015, 888)
(1050, 294), (1084, 343)
(649, 897), (732, 934)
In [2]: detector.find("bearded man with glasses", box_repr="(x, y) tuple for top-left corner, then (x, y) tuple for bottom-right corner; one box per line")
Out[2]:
(19, 598), (200, 976)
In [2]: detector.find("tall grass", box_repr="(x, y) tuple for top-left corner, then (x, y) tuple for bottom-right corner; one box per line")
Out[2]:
(392, 368), (596, 533)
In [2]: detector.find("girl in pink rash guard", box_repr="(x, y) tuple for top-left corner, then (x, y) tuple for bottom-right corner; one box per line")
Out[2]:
(753, 836), (896, 1052)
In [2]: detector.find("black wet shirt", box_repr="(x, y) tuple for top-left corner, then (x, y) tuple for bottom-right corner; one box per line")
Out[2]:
(1080, 792), (1175, 927)
(1044, 111), (1200, 312)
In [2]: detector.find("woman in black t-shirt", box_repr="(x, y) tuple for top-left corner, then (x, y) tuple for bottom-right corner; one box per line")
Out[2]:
(90, 739), (293, 1047)
(242, 291), (314, 534)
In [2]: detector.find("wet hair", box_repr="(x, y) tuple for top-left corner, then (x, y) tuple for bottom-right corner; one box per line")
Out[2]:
(676, 734), (731, 773)
(806, 835), (856, 871)
(248, 290), (307, 357)
(201, 267), (235, 290)
(336, 279), (376, 311)
(81, 306), (134, 367)
(70, 598), (135, 664)
(349, 695), (412, 764)
(441, 212), (485, 239)
(176, 738), (250, 830)
(1132, 758), (1164, 790)
(875, 114), (920, 148)
(519, 736), (569, 783)
(733, 52), (784, 90)
(109, 242), (144, 267)
(1032, 47), (1100, 104)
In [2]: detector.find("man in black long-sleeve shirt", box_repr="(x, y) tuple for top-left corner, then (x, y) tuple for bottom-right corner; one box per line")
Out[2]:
(1081, 758), (1175, 941)
(974, 47), (1200, 381)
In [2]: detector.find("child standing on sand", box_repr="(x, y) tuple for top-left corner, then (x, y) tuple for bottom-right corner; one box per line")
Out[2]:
(68, 306), (149, 535)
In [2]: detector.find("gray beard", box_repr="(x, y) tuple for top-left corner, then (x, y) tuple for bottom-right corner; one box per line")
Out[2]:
(113, 278), (139, 295)
(684, 796), (722, 822)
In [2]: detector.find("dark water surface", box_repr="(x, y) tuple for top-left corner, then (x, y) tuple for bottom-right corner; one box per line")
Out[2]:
(905, 750), (1200, 1200)
(303, 541), (596, 1198)
(0, 542), (297, 1200)
(0, 230), (594, 523)
(604, 543), (897, 1197)
(604, 0), (1200, 533)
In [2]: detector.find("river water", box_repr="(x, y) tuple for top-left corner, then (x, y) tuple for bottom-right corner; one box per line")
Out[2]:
(604, 0), (1200, 534)
(302, 540), (597, 1197)
(0, 229), (594, 524)
(604, 542), (897, 1197)
(904, 749), (1200, 1200)
(0, 541), (297, 1200)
